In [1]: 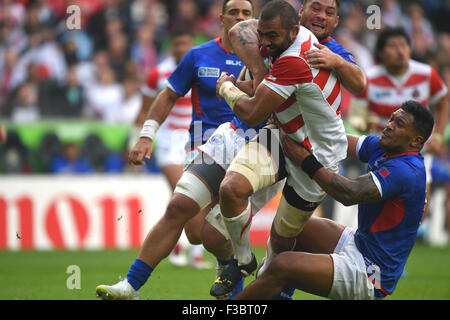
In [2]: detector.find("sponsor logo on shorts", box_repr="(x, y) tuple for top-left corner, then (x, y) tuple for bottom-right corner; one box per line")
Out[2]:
(210, 134), (224, 145)
(364, 257), (382, 292)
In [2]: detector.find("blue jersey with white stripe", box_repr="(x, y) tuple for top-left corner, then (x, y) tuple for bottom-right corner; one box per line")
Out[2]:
(230, 36), (358, 135)
(354, 135), (426, 298)
(167, 38), (244, 148)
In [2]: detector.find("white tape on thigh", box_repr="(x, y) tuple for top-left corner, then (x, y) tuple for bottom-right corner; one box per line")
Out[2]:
(273, 195), (314, 238)
(228, 141), (278, 193)
(174, 171), (212, 210)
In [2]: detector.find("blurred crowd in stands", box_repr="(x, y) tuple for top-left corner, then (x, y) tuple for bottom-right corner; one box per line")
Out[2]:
(0, 0), (449, 175)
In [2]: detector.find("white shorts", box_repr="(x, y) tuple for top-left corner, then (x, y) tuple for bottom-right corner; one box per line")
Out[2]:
(285, 158), (339, 203)
(154, 127), (190, 168)
(328, 228), (377, 300)
(197, 122), (253, 170)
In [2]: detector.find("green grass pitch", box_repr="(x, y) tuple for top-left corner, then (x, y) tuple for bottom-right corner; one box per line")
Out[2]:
(1, 243), (449, 300)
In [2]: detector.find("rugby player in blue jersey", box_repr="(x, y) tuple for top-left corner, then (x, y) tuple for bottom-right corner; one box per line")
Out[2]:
(233, 101), (433, 300)
(95, 0), (255, 300)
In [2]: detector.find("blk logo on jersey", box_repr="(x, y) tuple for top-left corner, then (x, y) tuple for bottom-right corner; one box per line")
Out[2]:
(225, 60), (242, 66)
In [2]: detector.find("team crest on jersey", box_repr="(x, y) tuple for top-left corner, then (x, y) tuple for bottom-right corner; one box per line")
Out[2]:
(198, 67), (220, 78)
(374, 90), (391, 99)
(379, 168), (390, 178)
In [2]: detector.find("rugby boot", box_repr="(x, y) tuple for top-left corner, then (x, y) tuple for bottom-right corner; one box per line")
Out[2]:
(96, 277), (139, 300)
(210, 253), (257, 299)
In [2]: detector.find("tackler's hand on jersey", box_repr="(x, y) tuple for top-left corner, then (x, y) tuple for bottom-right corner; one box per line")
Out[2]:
(128, 137), (153, 166)
(305, 43), (343, 70)
(281, 135), (311, 167)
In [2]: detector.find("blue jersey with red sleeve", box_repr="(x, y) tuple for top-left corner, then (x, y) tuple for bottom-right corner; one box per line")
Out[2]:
(354, 135), (426, 298)
(167, 38), (244, 148)
(230, 35), (359, 135)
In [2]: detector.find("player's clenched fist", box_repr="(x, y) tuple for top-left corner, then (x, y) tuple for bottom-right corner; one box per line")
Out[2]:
(128, 137), (153, 166)
(216, 71), (236, 98)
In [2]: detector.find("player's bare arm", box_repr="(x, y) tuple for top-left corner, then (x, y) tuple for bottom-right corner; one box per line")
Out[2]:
(305, 43), (366, 95)
(146, 87), (180, 124)
(217, 71), (284, 126)
(345, 134), (361, 160)
(425, 95), (449, 156)
(281, 134), (382, 206)
(320, 172), (382, 206)
(128, 87), (180, 166)
(229, 19), (268, 90)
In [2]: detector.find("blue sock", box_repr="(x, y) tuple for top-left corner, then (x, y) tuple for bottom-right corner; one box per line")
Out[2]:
(227, 279), (244, 300)
(127, 259), (153, 291)
(274, 286), (295, 300)
(217, 258), (233, 266)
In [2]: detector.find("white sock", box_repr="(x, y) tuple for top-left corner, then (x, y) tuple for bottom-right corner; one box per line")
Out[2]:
(223, 202), (253, 266)
(189, 244), (203, 260)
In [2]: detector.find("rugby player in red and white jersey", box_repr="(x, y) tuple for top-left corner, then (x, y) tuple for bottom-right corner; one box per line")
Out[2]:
(136, 30), (211, 269)
(350, 27), (449, 215)
(211, 0), (351, 298)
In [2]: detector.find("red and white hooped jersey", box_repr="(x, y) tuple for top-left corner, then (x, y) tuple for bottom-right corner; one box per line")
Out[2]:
(353, 59), (448, 130)
(262, 26), (347, 170)
(141, 56), (192, 131)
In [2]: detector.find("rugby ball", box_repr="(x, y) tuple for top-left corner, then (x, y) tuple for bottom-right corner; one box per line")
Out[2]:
(238, 66), (254, 81)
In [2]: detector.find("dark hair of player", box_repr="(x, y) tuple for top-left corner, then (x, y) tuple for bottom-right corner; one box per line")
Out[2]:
(375, 27), (411, 63)
(401, 100), (434, 145)
(259, 0), (299, 31)
(222, 0), (254, 14)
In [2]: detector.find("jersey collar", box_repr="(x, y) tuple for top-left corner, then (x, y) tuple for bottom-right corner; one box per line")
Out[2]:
(320, 36), (331, 44)
(214, 37), (230, 55)
(384, 151), (419, 160)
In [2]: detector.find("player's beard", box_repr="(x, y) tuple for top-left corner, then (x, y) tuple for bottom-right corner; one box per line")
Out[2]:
(270, 34), (294, 59)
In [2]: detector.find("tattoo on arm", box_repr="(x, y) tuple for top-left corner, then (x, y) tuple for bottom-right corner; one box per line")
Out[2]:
(327, 173), (382, 205)
(237, 21), (259, 45)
